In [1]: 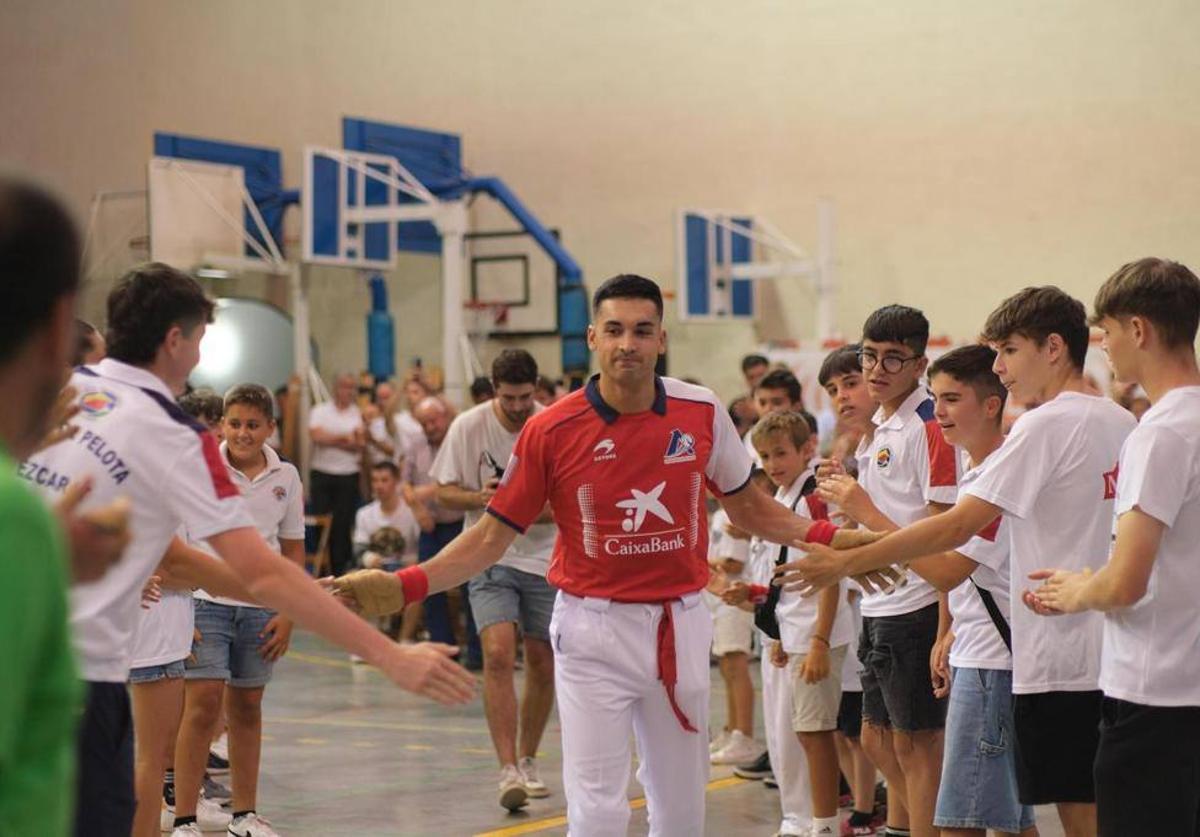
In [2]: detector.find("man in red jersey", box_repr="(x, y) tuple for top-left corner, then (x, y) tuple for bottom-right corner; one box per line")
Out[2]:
(333, 274), (877, 835)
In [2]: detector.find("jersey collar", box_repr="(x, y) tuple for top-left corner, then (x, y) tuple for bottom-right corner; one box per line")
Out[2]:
(775, 465), (816, 508)
(584, 374), (667, 424)
(871, 385), (929, 431)
(219, 439), (282, 483)
(90, 358), (175, 401)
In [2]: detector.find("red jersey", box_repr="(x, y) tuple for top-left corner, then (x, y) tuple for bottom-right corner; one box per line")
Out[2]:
(487, 375), (754, 602)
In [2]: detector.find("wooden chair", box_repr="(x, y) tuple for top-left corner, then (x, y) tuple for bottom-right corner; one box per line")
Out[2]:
(304, 513), (333, 577)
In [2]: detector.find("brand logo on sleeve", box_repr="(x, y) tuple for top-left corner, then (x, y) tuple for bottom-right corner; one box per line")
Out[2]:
(79, 390), (118, 419)
(592, 438), (617, 462)
(663, 429), (696, 464)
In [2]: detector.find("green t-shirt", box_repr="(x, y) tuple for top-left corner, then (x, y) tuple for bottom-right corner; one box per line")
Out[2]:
(0, 447), (80, 836)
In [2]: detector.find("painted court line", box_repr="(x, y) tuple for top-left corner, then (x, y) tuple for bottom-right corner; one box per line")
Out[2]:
(472, 776), (747, 836)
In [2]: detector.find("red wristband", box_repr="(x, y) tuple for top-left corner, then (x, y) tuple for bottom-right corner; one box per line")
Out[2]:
(748, 584), (770, 605)
(394, 565), (430, 605)
(803, 520), (839, 546)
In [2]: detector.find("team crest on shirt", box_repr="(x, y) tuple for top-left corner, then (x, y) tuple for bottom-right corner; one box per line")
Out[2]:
(1103, 463), (1119, 500)
(663, 429), (696, 464)
(79, 390), (118, 419)
(273, 486), (287, 502)
(875, 446), (893, 471)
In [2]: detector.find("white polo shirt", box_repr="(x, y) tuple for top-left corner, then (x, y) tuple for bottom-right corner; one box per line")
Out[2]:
(856, 387), (959, 618)
(949, 455), (1014, 671)
(772, 472), (855, 654)
(19, 359), (251, 682)
(429, 400), (556, 577)
(964, 391), (1135, 694)
(193, 441), (305, 608)
(353, 498), (422, 564)
(308, 401), (362, 475)
(1100, 386), (1200, 708)
(130, 524), (195, 669)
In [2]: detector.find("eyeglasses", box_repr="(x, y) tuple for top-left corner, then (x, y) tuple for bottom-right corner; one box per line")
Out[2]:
(858, 350), (921, 374)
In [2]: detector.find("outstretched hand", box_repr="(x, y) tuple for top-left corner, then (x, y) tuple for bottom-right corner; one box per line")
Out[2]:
(773, 542), (850, 595)
(378, 642), (478, 705)
(1025, 568), (1092, 616)
(323, 569), (407, 617)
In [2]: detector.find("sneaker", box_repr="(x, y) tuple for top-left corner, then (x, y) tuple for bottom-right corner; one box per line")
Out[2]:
(762, 772), (778, 788)
(711, 730), (767, 766)
(210, 732), (229, 762)
(228, 812), (279, 836)
(498, 763), (529, 811)
(171, 826), (203, 837)
(838, 792), (853, 809)
(517, 756), (549, 799)
(349, 652), (365, 664)
(709, 728), (732, 755)
(206, 751), (230, 776)
(161, 798), (231, 833)
(203, 774), (232, 805)
(733, 751), (772, 780)
(840, 812), (878, 836)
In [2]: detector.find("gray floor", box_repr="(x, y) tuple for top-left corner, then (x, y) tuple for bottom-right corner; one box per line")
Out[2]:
(255, 631), (1066, 836)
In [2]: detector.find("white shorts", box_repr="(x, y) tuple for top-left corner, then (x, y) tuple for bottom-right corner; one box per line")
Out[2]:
(704, 591), (754, 657)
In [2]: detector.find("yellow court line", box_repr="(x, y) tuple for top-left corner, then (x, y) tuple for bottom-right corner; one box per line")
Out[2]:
(472, 776), (747, 837)
(269, 715), (483, 736)
(286, 651), (361, 670)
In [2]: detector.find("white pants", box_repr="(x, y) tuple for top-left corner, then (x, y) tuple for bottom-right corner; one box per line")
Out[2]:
(552, 591), (712, 837)
(761, 648), (813, 836)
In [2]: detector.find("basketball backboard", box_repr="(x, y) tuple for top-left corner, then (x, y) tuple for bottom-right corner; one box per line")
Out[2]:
(465, 230), (560, 335)
(147, 157), (249, 269)
(677, 211), (757, 320)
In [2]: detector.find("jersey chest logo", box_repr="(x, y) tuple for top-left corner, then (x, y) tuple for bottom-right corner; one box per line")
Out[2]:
(616, 481), (675, 532)
(273, 486), (287, 502)
(80, 390), (118, 419)
(663, 429), (696, 464)
(875, 446), (893, 471)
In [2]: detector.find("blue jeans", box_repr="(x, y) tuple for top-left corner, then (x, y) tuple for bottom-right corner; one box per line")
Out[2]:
(419, 521), (481, 662)
(934, 666), (1035, 832)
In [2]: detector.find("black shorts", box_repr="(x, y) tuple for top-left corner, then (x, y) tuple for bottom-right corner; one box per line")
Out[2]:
(1095, 697), (1200, 837)
(1012, 689), (1101, 805)
(74, 681), (135, 837)
(858, 602), (946, 733)
(837, 690), (863, 739)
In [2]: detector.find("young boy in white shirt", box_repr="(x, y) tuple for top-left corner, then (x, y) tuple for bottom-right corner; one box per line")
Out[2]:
(174, 384), (306, 837)
(782, 287), (1136, 837)
(1029, 258), (1200, 836)
(753, 411), (855, 837)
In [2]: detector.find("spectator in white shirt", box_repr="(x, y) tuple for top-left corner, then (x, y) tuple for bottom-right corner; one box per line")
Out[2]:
(308, 373), (364, 575)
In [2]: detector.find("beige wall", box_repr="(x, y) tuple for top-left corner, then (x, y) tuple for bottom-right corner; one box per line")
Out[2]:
(3, 0), (1198, 401)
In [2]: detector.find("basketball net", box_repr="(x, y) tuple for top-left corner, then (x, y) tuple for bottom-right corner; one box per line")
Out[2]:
(461, 301), (510, 381)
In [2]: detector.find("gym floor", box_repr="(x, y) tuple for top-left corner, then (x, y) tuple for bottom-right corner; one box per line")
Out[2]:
(256, 631), (1067, 836)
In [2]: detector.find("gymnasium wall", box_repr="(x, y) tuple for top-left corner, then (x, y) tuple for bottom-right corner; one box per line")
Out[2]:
(3, 0), (1198, 401)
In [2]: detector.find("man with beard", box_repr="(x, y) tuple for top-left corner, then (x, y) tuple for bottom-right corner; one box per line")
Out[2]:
(429, 349), (558, 811)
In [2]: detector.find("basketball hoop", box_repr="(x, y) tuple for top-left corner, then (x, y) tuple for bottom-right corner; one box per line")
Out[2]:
(461, 300), (512, 382)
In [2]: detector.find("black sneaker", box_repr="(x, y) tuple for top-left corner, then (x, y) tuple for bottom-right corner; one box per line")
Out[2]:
(207, 751), (230, 776)
(733, 751), (772, 780)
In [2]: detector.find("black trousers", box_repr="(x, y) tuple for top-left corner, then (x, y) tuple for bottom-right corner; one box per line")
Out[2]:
(74, 681), (134, 837)
(309, 470), (361, 576)
(1096, 697), (1200, 836)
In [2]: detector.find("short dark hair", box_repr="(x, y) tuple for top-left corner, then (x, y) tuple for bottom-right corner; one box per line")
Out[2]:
(862, 305), (930, 356)
(74, 319), (99, 366)
(755, 368), (802, 405)
(592, 274), (663, 319)
(178, 387), (224, 425)
(469, 376), (495, 401)
(491, 348), (538, 386)
(1092, 258), (1200, 349)
(818, 343), (862, 387)
(371, 460), (400, 479)
(928, 344), (1007, 414)
(106, 262), (215, 366)
(223, 383), (275, 419)
(534, 375), (557, 396)
(741, 353), (769, 373)
(798, 409), (819, 437)
(981, 286), (1089, 371)
(0, 178), (82, 365)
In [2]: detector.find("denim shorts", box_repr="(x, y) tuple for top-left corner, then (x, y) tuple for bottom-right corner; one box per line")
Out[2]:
(128, 658), (186, 684)
(934, 667), (1035, 832)
(858, 602), (947, 732)
(467, 564), (556, 641)
(184, 599), (276, 688)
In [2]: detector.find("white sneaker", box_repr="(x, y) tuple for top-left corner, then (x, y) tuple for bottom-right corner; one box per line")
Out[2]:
(210, 732), (229, 762)
(498, 763), (529, 811)
(709, 728), (732, 755)
(710, 730), (767, 766)
(228, 812), (280, 836)
(517, 756), (550, 799)
(163, 804), (228, 833)
(171, 826), (203, 837)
